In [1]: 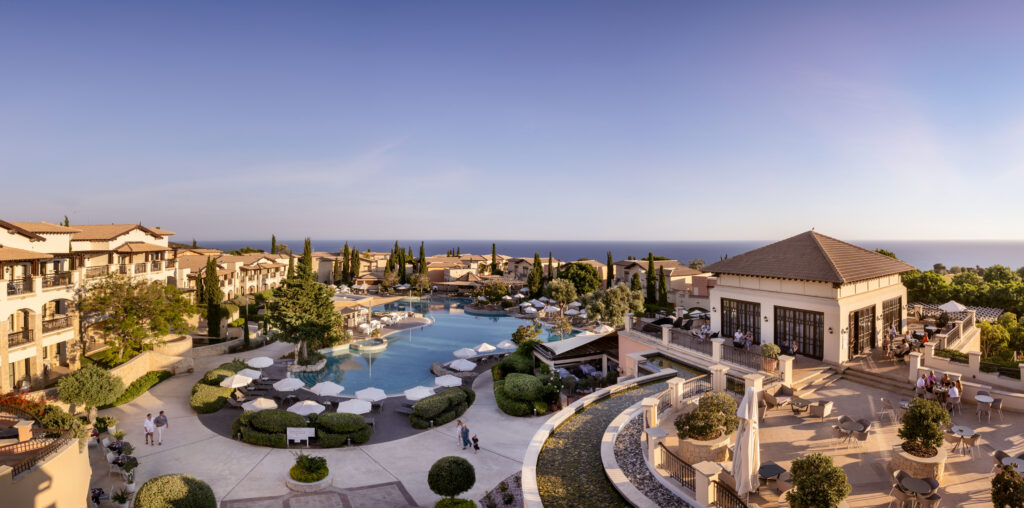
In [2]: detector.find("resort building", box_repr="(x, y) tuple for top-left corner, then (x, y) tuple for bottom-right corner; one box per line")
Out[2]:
(176, 253), (289, 300)
(669, 274), (716, 311)
(703, 231), (915, 365)
(612, 259), (702, 287)
(72, 224), (177, 284)
(506, 256), (563, 281)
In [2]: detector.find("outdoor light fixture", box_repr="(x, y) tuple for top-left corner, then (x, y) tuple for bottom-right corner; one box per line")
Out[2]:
(828, 327), (833, 334)
(712, 307), (717, 312)
(764, 316), (769, 322)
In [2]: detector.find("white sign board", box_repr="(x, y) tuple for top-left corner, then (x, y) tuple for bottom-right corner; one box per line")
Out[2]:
(286, 427), (316, 448)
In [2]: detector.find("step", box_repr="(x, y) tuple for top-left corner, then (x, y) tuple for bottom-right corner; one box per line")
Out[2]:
(797, 372), (843, 398)
(841, 368), (916, 395)
(793, 367), (834, 392)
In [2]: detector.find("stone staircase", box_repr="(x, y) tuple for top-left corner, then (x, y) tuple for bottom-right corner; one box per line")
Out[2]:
(792, 366), (843, 398)
(838, 365), (917, 396)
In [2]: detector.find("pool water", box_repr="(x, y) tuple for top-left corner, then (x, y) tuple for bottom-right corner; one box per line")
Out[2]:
(294, 298), (580, 394)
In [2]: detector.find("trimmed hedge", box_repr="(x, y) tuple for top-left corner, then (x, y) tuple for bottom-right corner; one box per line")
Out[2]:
(436, 499), (475, 508)
(240, 425), (287, 448)
(317, 427), (371, 447)
(189, 384), (234, 414)
(493, 380), (532, 416)
(494, 353), (532, 379)
(103, 371), (172, 408)
(250, 409), (308, 433)
(502, 373), (543, 401)
(200, 369), (236, 386)
(290, 463), (329, 483)
(133, 473), (217, 508)
(217, 359), (247, 373)
(410, 387), (475, 429)
(316, 412), (366, 433)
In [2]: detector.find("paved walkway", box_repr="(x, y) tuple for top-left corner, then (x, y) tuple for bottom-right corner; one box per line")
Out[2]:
(89, 341), (547, 507)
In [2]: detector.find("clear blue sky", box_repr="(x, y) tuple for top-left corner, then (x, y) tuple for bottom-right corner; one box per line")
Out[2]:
(2, 1), (1023, 242)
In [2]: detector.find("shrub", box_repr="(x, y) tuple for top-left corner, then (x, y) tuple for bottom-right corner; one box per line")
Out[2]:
(316, 427), (371, 447)
(898, 398), (950, 456)
(436, 499), (475, 508)
(410, 387), (474, 429)
(532, 401), (547, 415)
(992, 465), (1024, 508)
(228, 317), (245, 327)
(316, 412), (366, 433)
(675, 392), (739, 440)
(189, 384), (233, 414)
(496, 353), (532, 378)
(57, 364), (125, 420)
(502, 492), (515, 505)
(785, 453), (851, 508)
(103, 371), (173, 408)
(503, 373), (543, 401)
(133, 474), (217, 508)
(493, 381), (532, 417)
(491, 365), (504, 382)
(231, 411), (254, 438)
(289, 452), (329, 483)
(95, 416), (118, 433)
(38, 404), (89, 448)
(428, 456), (475, 499)
(250, 409), (308, 433)
(200, 369), (236, 386)
(761, 343), (781, 358)
(217, 359), (247, 372)
(240, 426), (287, 448)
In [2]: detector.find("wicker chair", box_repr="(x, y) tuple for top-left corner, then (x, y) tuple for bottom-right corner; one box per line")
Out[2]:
(992, 398), (1004, 422)
(809, 401), (833, 421)
(918, 493), (941, 508)
(962, 434), (981, 458)
(879, 398), (897, 425)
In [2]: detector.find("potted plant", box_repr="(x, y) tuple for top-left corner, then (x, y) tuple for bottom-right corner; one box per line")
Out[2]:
(674, 392), (739, 463)
(761, 343), (781, 371)
(286, 452), (331, 492)
(784, 453), (851, 508)
(97, 415), (118, 435)
(992, 464), (1024, 507)
(891, 398), (950, 480)
(113, 429), (126, 442)
(123, 458), (139, 491)
(111, 487), (131, 508)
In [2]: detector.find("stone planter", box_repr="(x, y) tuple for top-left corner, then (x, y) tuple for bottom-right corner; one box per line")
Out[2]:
(288, 358), (327, 373)
(761, 357), (778, 372)
(778, 490), (849, 508)
(676, 431), (733, 464)
(890, 445), (947, 481)
(286, 471), (333, 493)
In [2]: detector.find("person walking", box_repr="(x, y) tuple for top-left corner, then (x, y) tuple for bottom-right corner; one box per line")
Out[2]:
(143, 414), (155, 446)
(472, 434), (480, 454)
(460, 422), (471, 450)
(154, 410), (168, 445)
(455, 420), (464, 447)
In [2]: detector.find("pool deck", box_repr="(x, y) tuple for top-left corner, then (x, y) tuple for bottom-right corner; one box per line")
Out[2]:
(90, 341), (550, 507)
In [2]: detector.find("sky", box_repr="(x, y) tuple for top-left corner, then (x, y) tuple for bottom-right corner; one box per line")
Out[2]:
(2, 1), (1024, 242)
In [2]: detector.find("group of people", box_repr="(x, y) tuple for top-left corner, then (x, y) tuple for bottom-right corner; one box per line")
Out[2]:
(732, 330), (755, 349)
(884, 336), (914, 359)
(916, 370), (962, 410)
(692, 323), (713, 341)
(455, 419), (479, 453)
(142, 411), (169, 446)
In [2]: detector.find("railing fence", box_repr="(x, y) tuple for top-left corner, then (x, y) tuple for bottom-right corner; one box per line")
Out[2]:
(659, 443), (696, 491)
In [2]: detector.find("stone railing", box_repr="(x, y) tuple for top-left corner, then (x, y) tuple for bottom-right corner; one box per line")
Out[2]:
(85, 265), (109, 279)
(41, 316), (72, 334)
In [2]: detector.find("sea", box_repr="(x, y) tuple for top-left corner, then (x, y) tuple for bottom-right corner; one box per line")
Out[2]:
(198, 239), (1024, 271)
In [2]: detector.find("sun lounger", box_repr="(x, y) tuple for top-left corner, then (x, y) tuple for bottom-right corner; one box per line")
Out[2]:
(395, 406), (414, 415)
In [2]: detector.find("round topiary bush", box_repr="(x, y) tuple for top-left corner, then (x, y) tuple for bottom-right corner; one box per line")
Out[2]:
(785, 453), (851, 508)
(428, 456), (475, 500)
(250, 409), (308, 433)
(898, 398), (950, 457)
(502, 373), (543, 401)
(675, 392), (740, 440)
(200, 369), (236, 386)
(134, 474), (216, 508)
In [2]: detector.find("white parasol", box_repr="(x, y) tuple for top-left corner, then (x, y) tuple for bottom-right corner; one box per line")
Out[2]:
(474, 342), (496, 353)
(497, 340), (516, 349)
(273, 378), (305, 392)
(310, 381), (345, 396)
(336, 398), (372, 415)
(524, 307), (538, 314)
(435, 374), (462, 387)
(220, 374), (253, 389)
(241, 397), (277, 412)
(287, 400), (326, 416)
(731, 386), (761, 496)
(247, 357), (273, 369)
(453, 347), (476, 359)
(355, 387), (387, 402)
(404, 385), (435, 401)
(237, 368), (262, 380)
(449, 359), (477, 372)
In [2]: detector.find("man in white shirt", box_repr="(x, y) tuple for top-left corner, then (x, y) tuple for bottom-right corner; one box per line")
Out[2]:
(143, 414), (156, 446)
(916, 374), (927, 391)
(946, 385), (960, 410)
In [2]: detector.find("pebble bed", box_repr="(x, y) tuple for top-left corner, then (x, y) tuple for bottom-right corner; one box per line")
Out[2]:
(613, 415), (693, 508)
(478, 471), (524, 508)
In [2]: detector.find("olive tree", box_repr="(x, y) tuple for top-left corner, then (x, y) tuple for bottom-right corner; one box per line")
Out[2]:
(57, 364), (125, 423)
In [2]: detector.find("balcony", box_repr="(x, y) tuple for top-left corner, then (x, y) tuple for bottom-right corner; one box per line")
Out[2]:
(165, 259), (176, 269)
(5, 277), (33, 296)
(85, 265), (109, 279)
(134, 262), (147, 273)
(118, 265), (129, 275)
(151, 261), (162, 272)
(41, 272), (72, 289)
(42, 316), (72, 334)
(8, 329), (34, 348)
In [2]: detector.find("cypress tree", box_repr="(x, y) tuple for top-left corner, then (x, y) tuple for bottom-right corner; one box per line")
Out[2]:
(646, 253), (656, 303)
(242, 317), (251, 348)
(491, 243), (502, 275)
(297, 237), (313, 280)
(527, 253), (544, 298)
(203, 257), (223, 337)
(63, 215), (70, 227)
(547, 252), (554, 281)
(658, 266), (668, 306)
(341, 243), (351, 284)
(419, 242), (427, 274)
(192, 238), (197, 248)
(287, 255), (295, 279)
(399, 247), (408, 284)
(631, 272), (642, 292)
(271, 234), (276, 254)
(456, 246), (460, 256)
(607, 251), (615, 288)
(351, 248), (361, 279)
(332, 258), (340, 284)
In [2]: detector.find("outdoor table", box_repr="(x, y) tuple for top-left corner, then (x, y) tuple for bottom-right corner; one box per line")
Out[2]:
(1002, 457), (1024, 473)
(758, 461), (787, 492)
(839, 420), (866, 433)
(976, 394), (994, 404)
(790, 397), (810, 415)
(899, 399), (910, 410)
(924, 326), (938, 333)
(950, 425), (974, 454)
(900, 476), (932, 496)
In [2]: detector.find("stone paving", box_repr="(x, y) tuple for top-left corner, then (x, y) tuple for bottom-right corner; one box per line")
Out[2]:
(88, 341), (551, 507)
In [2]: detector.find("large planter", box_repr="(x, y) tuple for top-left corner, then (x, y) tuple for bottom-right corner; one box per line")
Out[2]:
(676, 431), (733, 464)
(285, 471), (333, 493)
(288, 358), (327, 373)
(890, 446), (947, 482)
(761, 357), (778, 372)
(778, 489), (849, 508)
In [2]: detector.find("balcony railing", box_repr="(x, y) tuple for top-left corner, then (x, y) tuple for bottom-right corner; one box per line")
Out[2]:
(165, 259), (176, 269)
(659, 443), (696, 491)
(85, 265), (109, 278)
(135, 262), (147, 273)
(11, 429), (73, 478)
(41, 272), (72, 288)
(118, 264), (129, 275)
(5, 277), (33, 296)
(8, 329), (34, 348)
(713, 480), (748, 508)
(42, 315), (72, 334)
(151, 261), (162, 272)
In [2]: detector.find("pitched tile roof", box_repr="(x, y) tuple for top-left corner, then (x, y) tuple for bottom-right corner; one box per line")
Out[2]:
(0, 246), (53, 261)
(0, 220), (45, 241)
(71, 224), (163, 241)
(114, 242), (170, 253)
(7, 221), (80, 234)
(703, 231), (915, 284)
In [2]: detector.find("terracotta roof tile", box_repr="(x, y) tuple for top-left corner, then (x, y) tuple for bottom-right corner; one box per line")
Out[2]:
(72, 224), (163, 241)
(703, 231), (915, 284)
(114, 242), (170, 253)
(0, 246), (53, 261)
(7, 221), (80, 234)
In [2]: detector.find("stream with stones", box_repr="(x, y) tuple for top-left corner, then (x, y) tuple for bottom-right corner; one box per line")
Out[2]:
(536, 382), (667, 508)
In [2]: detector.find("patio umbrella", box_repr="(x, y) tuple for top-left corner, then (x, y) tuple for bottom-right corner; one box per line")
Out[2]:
(310, 381), (344, 396)
(579, 311), (588, 318)
(474, 342), (496, 353)
(514, 293), (525, 298)
(242, 397), (277, 412)
(539, 296), (549, 302)
(477, 296), (487, 301)
(435, 374), (462, 387)
(568, 301), (582, 308)
(404, 385), (435, 401)
(336, 398), (371, 415)
(520, 301), (532, 307)
(519, 287), (529, 293)
(532, 300), (545, 308)
(502, 295), (513, 300)
(237, 368), (262, 380)
(449, 359), (477, 372)
(247, 356), (273, 369)
(220, 374), (253, 389)
(288, 400), (326, 416)
(731, 386), (761, 497)
(524, 307), (538, 314)
(496, 340), (516, 349)
(544, 306), (560, 313)
(594, 324), (614, 334)
(453, 347), (476, 359)
(355, 387), (387, 402)
(565, 309), (580, 316)
(273, 378), (305, 392)
(939, 300), (967, 313)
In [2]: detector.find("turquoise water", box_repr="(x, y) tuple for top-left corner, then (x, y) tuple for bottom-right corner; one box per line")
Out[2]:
(294, 298), (580, 394)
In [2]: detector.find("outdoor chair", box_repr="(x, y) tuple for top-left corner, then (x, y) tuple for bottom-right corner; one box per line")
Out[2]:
(363, 416), (375, 429)
(101, 437), (111, 448)
(889, 487), (914, 508)
(977, 402), (992, 423)
(853, 429), (870, 448)
(857, 418), (872, 430)
(838, 415), (853, 426)
(923, 477), (939, 497)
(809, 401), (833, 421)
(879, 398), (897, 425)
(992, 398), (1004, 422)
(831, 425), (849, 449)
(106, 452), (121, 476)
(371, 400), (384, 414)
(944, 432), (961, 450)
(924, 390), (936, 401)
(962, 434), (981, 458)
(915, 386), (926, 398)
(395, 406), (414, 416)
(993, 450), (1010, 472)
(918, 493), (941, 508)
(774, 471), (793, 495)
(947, 396), (961, 415)
(977, 390), (990, 398)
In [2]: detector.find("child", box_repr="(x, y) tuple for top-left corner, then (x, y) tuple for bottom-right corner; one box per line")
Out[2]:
(472, 434), (480, 454)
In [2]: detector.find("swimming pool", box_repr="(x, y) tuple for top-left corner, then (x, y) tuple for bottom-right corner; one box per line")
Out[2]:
(294, 298), (581, 394)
